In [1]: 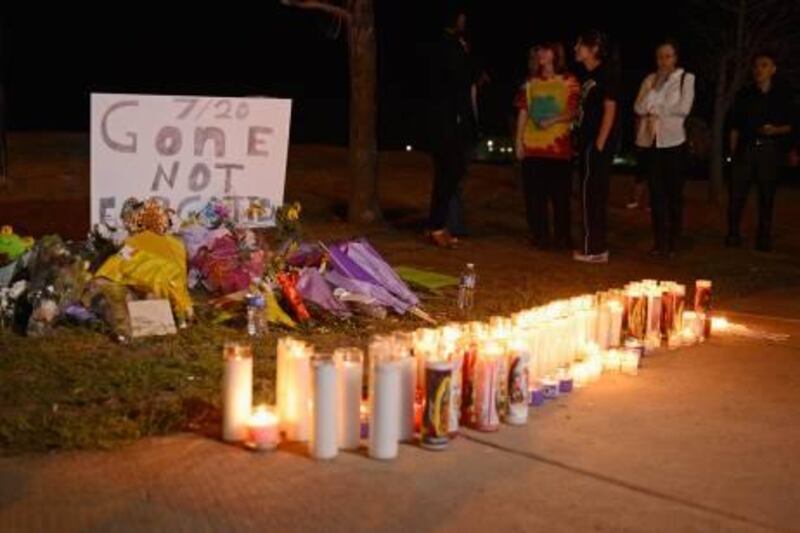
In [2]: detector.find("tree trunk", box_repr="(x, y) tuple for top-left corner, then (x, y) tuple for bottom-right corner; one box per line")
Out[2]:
(708, 59), (729, 204)
(346, 0), (380, 225)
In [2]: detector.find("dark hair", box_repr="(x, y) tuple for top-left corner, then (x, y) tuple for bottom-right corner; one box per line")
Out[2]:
(444, 4), (466, 29)
(754, 49), (778, 64)
(532, 42), (567, 76)
(577, 30), (610, 61)
(656, 38), (680, 58)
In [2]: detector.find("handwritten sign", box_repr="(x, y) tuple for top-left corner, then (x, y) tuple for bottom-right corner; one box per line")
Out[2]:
(91, 94), (292, 227)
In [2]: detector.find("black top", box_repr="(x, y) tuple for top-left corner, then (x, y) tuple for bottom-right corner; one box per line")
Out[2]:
(577, 64), (620, 151)
(731, 82), (794, 149)
(429, 31), (476, 145)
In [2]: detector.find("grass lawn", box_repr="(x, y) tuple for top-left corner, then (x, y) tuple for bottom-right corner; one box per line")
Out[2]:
(2, 137), (799, 453)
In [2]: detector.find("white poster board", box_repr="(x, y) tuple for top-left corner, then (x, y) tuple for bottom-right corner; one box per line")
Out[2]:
(91, 93), (292, 227)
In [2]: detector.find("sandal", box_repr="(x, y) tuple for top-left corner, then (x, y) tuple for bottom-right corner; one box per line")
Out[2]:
(430, 229), (458, 249)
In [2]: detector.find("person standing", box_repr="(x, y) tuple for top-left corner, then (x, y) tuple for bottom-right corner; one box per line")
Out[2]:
(514, 43), (579, 250)
(634, 39), (695, 257)
(428, 9), (476, 248)
(727, 52), (794, 252)
(573, 31), (619, 263)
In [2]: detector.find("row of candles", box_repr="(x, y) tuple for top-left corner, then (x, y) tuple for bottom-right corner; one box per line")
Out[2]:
(221, 278), (714, 458)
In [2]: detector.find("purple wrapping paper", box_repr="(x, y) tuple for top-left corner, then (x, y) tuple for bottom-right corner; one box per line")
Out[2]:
(529, 388), (545, 407)
(323, 270), (411, 315)
(297, 267), (351, 318)
(337, 239), (419, 308)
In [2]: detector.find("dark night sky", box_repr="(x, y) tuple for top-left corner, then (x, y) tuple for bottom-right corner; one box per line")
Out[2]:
(2, 2), (688, 146)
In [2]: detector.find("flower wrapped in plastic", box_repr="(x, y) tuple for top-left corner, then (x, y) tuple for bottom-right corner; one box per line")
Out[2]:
(0, 226), (34, 288)
(276, 270), (310, 322)
(95, 231), (193, 322)
(197, 198), (232, 230)
(190, 233), (265, 295)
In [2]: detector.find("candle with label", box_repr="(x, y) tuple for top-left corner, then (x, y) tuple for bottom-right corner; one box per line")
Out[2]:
(695, 280), (713, 339)
(505, 341), (530, 425)
(472, 341), (502, 431)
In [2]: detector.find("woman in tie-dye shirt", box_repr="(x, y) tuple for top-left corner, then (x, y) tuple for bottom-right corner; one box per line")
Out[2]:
(515, 43), (579, 250)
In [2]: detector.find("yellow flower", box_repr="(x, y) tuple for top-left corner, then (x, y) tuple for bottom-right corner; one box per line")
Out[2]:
(0, 225), (13, 236)
(286, 202), (302, 221)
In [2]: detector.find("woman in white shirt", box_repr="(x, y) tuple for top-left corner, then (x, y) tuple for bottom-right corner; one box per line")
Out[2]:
(634, 39), (695, 257)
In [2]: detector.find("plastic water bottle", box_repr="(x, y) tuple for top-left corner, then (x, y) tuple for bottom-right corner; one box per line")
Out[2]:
(457, 263), (477, 314)
(246, 292), (267, 338)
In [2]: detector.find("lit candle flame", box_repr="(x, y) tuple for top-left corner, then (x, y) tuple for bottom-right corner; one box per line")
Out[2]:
(711, 316), (730, 332)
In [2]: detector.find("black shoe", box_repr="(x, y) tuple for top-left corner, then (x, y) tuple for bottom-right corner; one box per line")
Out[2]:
(528, 236), (551, 250)
(725, 235), (743, 248)
(755, 240), (773, 253)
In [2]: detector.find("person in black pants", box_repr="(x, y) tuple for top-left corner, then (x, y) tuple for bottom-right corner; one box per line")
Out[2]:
(634, 40), (695, 257)
(727, 52), (794, 252)
(573, 31), (619, 263)
(427, 9), (475, 249)
(514, 43), (579, 249)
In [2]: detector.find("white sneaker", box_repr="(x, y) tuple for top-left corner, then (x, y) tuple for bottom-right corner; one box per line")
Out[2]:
(625, 201), (639, 209)
(573, 250), (609, 264)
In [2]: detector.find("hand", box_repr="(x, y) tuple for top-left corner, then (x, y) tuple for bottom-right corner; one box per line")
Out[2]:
(595, 139), (606, 152)
(538, 117), (556, 129)
(759, 124), (777, 136)
(516, 139), (526, 161)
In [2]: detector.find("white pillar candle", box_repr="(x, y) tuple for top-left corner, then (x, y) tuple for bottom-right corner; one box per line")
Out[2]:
(396, 346), (417, 443)
(683, 311), (704, 341)
(603, 349), (621, 373)
(584, 308), (598, 351)
(310, 354), (338, 460)
(620, 350), (640, 376)
(596, 304), (611, 350)
(334, 347), (363, 451)
(246, 405), (279, 451)
(222, 342), (253, 442)
(277, 337), (312, 442)
(368, 346), (401, 460)
(571, 362), (589, 388)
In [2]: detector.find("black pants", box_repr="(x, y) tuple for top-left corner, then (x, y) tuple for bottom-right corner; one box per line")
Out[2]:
(429, 137), (468, 231)
(728, 143), (781, 248)
(579, 146), (613, 255)
(521, 157), (572, 248)
(645, 144), (686, 252)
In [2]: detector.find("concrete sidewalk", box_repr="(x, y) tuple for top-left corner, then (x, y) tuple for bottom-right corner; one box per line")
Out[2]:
(1, 293), (799, 532)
